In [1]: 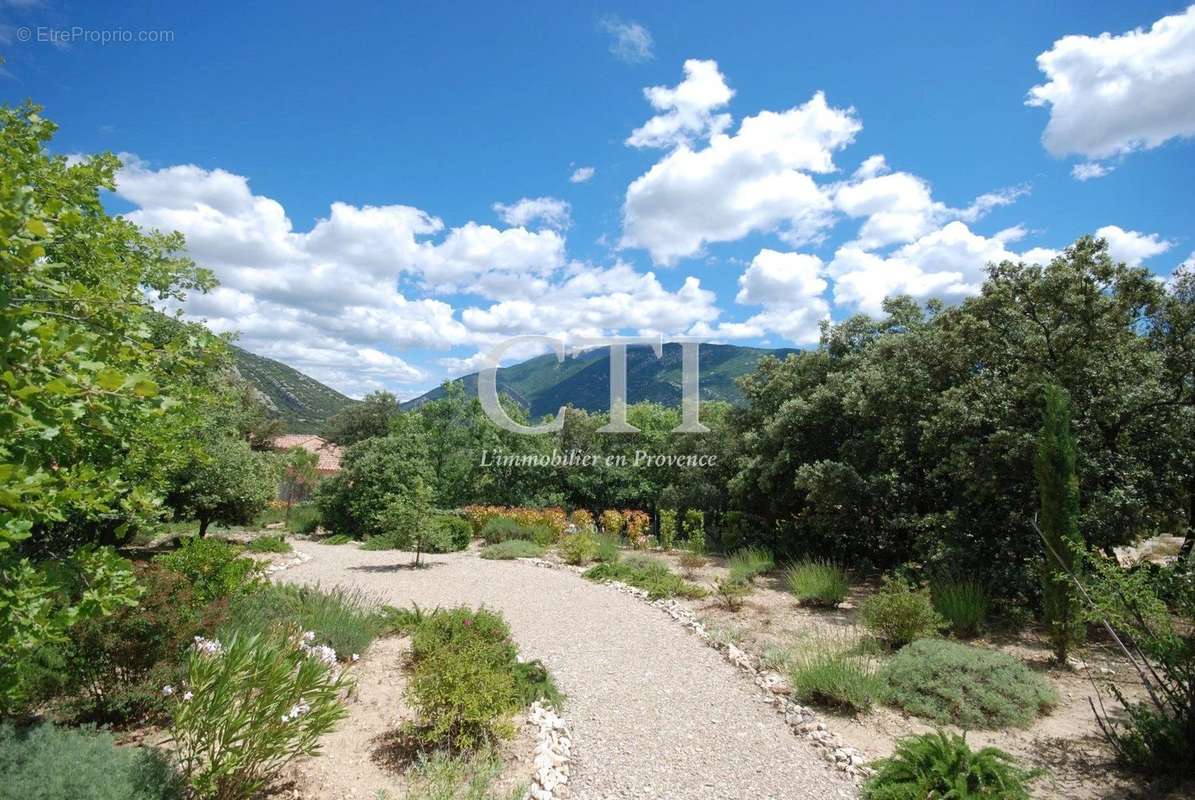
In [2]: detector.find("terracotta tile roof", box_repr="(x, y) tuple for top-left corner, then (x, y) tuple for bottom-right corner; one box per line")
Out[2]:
(271, 434), (343, 473)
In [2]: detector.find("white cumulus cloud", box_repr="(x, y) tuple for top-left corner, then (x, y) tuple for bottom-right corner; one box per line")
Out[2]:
(1027, 6), (1195, 166)
(1095, 225), (1172, 266)
(493, 196), (571, 230)
(621, 62), (861, 265)
(627, 59), (735, 149)
(116, 156), (722, 395)
(569, 165), (595, 183)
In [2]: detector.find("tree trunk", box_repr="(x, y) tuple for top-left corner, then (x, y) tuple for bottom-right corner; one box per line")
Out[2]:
(198, 516), (211, 537)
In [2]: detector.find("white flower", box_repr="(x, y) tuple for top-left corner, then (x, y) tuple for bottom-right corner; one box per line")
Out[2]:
(283, 701), (311, 723)
(300, 641), (338, 666)
(302, 631), (316, 643)
(351, 653), (359, 662)
(182, 691), (193, 702)
(192, 636), (224, 656)
(161, 685), (174, 696)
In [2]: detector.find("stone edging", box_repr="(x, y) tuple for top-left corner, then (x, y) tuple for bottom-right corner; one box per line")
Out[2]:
(265, 549), (312, 575)
(526, 700), (573, 799)
(520, 556), (873, 781)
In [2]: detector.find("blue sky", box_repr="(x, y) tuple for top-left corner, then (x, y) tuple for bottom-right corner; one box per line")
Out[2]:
(3, 1), (1193, 398)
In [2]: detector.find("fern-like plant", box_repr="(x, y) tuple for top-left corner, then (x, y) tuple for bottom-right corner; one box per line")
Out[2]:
(863, 730), (1040, 799)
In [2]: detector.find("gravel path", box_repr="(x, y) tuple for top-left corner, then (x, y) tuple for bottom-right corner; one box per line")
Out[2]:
(281, 543), (857, 800)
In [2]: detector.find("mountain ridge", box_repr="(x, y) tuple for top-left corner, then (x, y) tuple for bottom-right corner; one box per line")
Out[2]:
(400, 343), (797, 417)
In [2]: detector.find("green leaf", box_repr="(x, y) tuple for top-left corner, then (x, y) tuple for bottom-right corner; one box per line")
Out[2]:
(25, 219), (48, 237)
(132, 378), (158, 398)
(96, 369), (124, 391)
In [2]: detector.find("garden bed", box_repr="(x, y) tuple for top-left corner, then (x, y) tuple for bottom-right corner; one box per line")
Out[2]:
(284, 635), (534, 800)
(633, 548), (1167, 800)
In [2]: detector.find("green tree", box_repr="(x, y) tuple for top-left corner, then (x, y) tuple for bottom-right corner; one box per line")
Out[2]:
(166, 437), (279, 536)
(0, 104), (223, 710)
(730, 237), (1190, 598)
(0, 103), (226, 552)
(322, 390), (399, 446)
(1035, 385), (1083, 662)
(377, 476), (433, 566)
(315, 416), (432, 538)
(279, 446), (318, 520)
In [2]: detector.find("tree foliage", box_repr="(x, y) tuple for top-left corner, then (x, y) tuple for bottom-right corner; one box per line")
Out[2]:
(321, 390), (399, 446)
(730, 238), (1195, 597)
(0, 103), (232, 711)
(1035, 385), (1082, 661)
(165, 436), (279, 536)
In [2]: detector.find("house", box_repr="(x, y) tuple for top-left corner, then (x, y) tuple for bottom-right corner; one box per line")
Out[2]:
(270, 434), (343, 475)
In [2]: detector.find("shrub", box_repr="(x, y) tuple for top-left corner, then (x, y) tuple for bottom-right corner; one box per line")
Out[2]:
(786, 560), (850, 607)
(169, 631), (350, 799)
(599, 509), (624, 538)
(727, 546), (774, 583)
(480, 517), (526, 544)
(221, 583), (380, 661)
(715, 576), (751, 611)
(790, 646), (883, 714)
(405, 608), (557, 751)
(559, 530), (598, 565)
(287, 504), (322, 534)
(524, 522), (558, 546)
(245, 534), (291, 553)
(569, 509), (596, 533)
(718, 510), (754, 554)
(1077, 549), (1195, 777)
(594, 534), (620, 563)
(479, 540), (544, 560)
(931, 579), (989, 638)
(360, 534), (399, 550)
(511, 659), (564, 709)
(405, 746), (508, 800)
(153, 537), (264, 604)
(682, 509), (705, 552)
(678, 551), (706, 577)
(0, 722), (183, 800)
(460, 506), (567, 539)
(624, 510), (651, 549)
(882, 639), (1058, 729)
(658, 508), (678, 550)
(859, 577), (945, 648)
(373, 603), (430, 636)
(583, 556), (706, 600)
(55, 564), (201, 725)
(321, 533), (352, 545)
(863, 731), (1039, 800)
(427, 513), (473, 552)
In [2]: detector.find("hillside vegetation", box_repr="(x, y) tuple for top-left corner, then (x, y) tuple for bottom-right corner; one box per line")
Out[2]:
(402, 342), (796, 416)
(231, 345), (356, 433)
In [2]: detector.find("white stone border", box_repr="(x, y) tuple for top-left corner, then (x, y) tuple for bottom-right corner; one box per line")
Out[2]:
(526, 700), (573, 799)
(521, 556), (873, 781)
(265, 548), (312, 575)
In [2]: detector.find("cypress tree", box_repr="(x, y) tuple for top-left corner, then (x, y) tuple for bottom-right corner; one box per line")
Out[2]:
(1035, 384), (1083, 662)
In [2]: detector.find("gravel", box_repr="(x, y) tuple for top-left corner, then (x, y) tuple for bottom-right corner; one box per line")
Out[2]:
(281, 543), (858, 800)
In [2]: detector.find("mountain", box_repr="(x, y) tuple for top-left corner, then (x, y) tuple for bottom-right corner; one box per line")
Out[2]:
(401, 343), (797, 418)
(230, 345), (357, 433)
